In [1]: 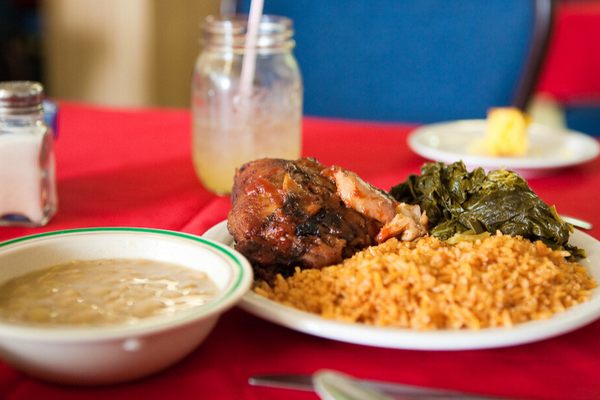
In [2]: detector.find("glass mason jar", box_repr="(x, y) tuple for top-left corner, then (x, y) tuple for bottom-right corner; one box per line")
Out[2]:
(0, 81), (58, 226)
(191, 15), (303, 194)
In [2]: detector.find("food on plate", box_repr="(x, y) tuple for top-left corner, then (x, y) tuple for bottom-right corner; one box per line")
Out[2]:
(255, 233), (595, 330)
(228, 158), (427, 280)
(0, 259), (218, 326)
(482, 107), (531, 156)
(390, 161), (584, 259)
(227, 158), (594, 330)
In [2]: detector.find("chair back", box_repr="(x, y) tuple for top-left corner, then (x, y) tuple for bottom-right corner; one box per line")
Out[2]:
(237, 0), (553, 123)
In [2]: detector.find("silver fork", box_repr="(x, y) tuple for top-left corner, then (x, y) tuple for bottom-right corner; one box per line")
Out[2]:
(560, 215), (593, 230)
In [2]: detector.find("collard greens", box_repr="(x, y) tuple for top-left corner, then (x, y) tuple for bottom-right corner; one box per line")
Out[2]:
(390, 161), (583, 258)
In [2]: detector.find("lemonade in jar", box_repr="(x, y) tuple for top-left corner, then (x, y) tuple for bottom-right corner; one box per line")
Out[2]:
(192, 15), (302, 194)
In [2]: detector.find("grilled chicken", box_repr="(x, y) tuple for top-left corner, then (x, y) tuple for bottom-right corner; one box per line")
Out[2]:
(326, 166), (427, 242)
(227, 158), (427, 278)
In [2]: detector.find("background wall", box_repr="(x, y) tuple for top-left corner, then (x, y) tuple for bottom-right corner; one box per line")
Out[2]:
(42, 0), (219, 107)
(0, 0), (43, 83)
(3, 1), (597, 134)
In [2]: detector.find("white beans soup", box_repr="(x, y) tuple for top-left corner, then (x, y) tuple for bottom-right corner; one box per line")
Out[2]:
(0, 259), (218, 326)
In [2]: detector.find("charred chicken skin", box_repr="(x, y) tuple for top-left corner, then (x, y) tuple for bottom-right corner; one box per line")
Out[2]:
(227, 158), (427, 278)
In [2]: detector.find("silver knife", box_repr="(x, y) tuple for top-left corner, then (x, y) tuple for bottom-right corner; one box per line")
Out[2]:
(249, 371), (504, 399)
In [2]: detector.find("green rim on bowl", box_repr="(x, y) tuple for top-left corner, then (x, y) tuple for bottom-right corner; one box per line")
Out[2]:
(0, 227), (251, 339)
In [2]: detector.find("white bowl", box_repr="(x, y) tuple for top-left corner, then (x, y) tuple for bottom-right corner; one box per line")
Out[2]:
(0, 227), (253, 385)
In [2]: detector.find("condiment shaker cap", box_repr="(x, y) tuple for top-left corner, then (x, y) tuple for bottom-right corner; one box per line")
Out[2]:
(0, 81), (44, 115)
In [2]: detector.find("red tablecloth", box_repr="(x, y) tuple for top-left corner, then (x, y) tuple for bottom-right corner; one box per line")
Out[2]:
(1, 103), (600, 400)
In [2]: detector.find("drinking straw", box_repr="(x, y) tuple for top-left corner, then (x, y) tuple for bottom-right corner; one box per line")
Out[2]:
(238, 0), (264, 108)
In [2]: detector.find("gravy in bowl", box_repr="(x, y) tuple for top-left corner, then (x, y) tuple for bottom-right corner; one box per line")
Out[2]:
(0, 258), (218, 326)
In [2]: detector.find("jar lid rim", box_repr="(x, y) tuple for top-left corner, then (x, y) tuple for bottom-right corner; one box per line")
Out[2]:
(0, 81), (44, 112)
(203, 14), (293, 35)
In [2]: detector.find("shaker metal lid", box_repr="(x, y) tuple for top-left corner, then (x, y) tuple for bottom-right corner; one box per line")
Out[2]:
(0, 81), (44, 114)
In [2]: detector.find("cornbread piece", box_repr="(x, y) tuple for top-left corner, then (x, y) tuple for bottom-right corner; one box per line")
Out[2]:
(483, 107), (531, 156)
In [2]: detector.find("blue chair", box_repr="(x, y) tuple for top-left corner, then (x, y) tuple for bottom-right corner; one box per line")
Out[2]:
(565, 103), (600, 137)
(236, 0), (553, 123)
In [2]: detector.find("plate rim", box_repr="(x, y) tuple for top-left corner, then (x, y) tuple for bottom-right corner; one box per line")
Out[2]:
(407, 119), (600, 171)
(203, 220), (600, 350)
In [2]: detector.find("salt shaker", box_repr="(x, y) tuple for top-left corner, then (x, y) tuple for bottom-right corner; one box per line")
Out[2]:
(0, 81), (58, 226)
(191, 15), (303, 194)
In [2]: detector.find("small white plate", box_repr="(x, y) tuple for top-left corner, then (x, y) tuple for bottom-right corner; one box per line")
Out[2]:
(204, 220), (600, 350)
(407, 120), (599, 176)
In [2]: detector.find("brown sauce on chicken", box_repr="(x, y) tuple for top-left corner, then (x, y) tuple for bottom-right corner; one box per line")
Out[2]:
(227, 158), (427, 280)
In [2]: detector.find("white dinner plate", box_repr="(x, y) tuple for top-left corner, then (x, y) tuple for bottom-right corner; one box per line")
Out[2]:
(203, 220), (600, 350)
(407, 120), (599, 176)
